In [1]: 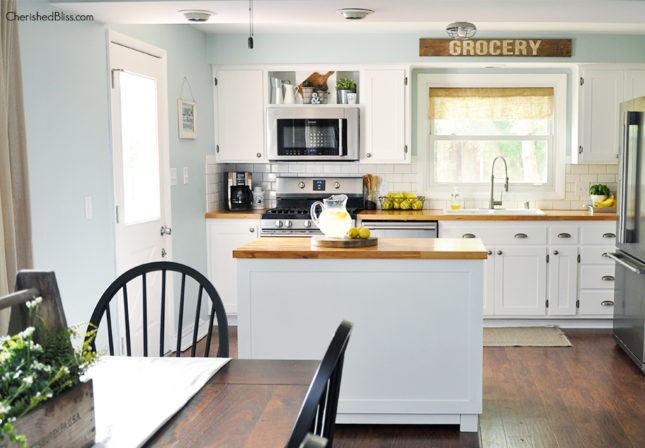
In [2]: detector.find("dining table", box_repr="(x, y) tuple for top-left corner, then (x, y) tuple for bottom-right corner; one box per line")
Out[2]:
(87, 357), (319, 448)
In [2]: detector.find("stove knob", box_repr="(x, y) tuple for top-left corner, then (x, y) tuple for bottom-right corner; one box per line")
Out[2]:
(298, 181), (306, 189)
(303, 220), (312, 228)
(275, 220), (284, 228)
(285, 220), (293, 228)
(333, 181), (341, 189)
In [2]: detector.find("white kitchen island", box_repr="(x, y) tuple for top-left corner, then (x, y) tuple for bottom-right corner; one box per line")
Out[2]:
(233, 237), (487, 432)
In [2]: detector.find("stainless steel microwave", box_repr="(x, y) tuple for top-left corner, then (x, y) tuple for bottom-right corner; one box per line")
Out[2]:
(267, 106), (359, 161)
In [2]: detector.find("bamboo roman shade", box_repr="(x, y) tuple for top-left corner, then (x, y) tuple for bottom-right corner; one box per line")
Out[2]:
(429, 87), (554, 120)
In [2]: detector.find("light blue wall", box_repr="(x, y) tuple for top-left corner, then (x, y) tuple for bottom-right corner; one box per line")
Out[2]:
(18, 2), (213, 326)
(206, 33), (645, 65)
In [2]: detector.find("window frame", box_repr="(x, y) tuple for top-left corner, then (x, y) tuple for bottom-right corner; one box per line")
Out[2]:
(417, 73), (567, 201)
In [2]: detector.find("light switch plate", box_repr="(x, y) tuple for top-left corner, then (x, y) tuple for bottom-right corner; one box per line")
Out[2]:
(170, 168), (177, 186)
(183, 167), (189, 185)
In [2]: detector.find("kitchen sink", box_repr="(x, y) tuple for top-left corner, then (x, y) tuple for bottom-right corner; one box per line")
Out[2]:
(444, 208), (545, 216)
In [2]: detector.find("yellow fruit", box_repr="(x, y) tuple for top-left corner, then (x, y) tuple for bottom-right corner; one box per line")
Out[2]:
(382, 199), (393, 210)
(347, 227), (359, 239)
(358, 227), (371, 239)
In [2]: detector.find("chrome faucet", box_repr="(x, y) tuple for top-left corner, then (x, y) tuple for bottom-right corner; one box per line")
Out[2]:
(489, 156), (509, 209)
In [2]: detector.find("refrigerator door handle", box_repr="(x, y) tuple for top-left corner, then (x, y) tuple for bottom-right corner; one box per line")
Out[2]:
(606, 252), (645, 274)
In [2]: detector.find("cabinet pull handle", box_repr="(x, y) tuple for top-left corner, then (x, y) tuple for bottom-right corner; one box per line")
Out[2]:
(462, 233), (476, 238)
(602, 232), (616, 238)
(496, 250), (503, 255)
(601, 275), (615, 281)
(601, 300), (615, 307)
(553, 250), (559, 255)
(557, 232), (571, 238)
(514, 233), (528, 239)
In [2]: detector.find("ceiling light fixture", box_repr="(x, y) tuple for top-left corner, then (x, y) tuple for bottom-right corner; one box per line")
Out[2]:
(446, 21), (477, 39)
(180, 10), (213, 23)
(336, 8), (374, 20)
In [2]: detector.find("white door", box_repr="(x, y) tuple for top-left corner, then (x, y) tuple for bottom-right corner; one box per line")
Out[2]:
(108, 33), (173, 355)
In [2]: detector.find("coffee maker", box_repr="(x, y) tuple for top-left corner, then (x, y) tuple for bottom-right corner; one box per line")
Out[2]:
(226, 172), (253, 211)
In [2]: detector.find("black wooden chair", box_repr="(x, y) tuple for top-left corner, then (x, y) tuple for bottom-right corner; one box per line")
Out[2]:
(85, 261), (228, 357)
(286, 320), (353, 448)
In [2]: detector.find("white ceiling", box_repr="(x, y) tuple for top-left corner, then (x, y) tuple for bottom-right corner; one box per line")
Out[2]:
(52, 0), (645, 35)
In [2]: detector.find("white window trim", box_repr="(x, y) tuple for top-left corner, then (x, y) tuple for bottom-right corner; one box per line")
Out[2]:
(416, 73), (567, 201)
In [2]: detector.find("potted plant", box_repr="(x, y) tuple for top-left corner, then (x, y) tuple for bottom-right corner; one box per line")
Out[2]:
(336, 77), (355, 104)
(314, 84), (328, 103)
(589, 183), (610, 205)
(0, 298), (97, 447)
(300, 80), (314, 104)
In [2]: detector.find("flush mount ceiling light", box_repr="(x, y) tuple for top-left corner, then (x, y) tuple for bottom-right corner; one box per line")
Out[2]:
(336, 8), (374, 20)
(446, 21), (477, 39)
(180, 10), (213, 22)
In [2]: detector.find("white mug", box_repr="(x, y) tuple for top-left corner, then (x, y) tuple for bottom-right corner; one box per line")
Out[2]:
(346, 93), (357, 105)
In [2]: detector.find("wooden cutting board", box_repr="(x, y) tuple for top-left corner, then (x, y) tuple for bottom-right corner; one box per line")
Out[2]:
(311, 236), (378, 248)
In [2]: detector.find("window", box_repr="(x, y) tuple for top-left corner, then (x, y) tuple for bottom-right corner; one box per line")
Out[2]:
(418, 74), (567, 200)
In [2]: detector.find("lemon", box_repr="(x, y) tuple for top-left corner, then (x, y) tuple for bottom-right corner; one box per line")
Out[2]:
(358, 227), (371, 239)
(347, 227), (359, 239)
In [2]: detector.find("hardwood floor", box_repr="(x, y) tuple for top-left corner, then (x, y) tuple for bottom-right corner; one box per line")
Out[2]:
(209, 328), (644, 448)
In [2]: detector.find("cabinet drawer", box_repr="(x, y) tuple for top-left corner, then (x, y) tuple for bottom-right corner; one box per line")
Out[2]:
(579, 246), (615, 265)
(578, 290), (615, 316)
(579, 265), (616, 289)
(549, 226), (579, 244)
(444, 226), (547, 245)
(580, 225), (617, 245)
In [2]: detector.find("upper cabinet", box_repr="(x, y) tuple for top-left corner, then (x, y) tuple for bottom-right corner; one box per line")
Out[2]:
(360, 69), (410, 163)
(576, 65), (645, 164)
(212, 65), (410, 164)
(213, 69), (266, 163)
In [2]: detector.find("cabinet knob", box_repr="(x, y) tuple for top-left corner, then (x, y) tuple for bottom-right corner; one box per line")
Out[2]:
(256, 153), (262, 158)
(601, 300), (615, 307)
(601, 275), (615, 282)
(514, 233), (528, 239)
(366, 153), (372, 158)
(553, 250), (559, 255)
(487, 250), (493, 255)
(462, 233), (476, 238)
(249, 227), (255, 233)
(602, 232), (616, 239)
(557, 233), (571, 239)
(496, 250), (503, 255)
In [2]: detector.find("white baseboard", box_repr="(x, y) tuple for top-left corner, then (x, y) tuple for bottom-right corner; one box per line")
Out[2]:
(484, 318), (612, 329)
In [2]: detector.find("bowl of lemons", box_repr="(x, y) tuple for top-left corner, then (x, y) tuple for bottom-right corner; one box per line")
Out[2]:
(379, 192), (425, 210)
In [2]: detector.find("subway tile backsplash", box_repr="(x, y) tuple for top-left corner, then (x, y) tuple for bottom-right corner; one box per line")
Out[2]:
(205, 155), (618, 212)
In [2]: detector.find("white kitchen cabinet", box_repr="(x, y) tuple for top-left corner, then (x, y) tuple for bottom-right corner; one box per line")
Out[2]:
(547, 245), (578, 316)
(360, 69), (409, 163)
(577, 222), (617, 317)
(213, 69), (266, 163)
(577, 66), (645, 164)
(440, 222), (548, 316)
(206, 219), (259, 316)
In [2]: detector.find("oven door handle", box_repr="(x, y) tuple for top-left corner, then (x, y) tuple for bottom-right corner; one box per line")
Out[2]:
(605, 252), (645, 275)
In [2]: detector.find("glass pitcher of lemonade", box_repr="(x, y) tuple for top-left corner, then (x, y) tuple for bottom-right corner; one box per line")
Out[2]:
(310, 194), (352, 238)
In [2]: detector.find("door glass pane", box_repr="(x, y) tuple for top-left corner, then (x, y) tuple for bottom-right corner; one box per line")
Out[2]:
(119, 71), (160, 225)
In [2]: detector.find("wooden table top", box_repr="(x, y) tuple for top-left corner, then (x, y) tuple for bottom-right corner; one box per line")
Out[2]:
(145, 359), (319, 447)
(232, 237), (488, 260)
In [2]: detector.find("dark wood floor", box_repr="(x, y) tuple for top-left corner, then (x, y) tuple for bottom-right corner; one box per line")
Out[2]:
(209, 328), (645, 448)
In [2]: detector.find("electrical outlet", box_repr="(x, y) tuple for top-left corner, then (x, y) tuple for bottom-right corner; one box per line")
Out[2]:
(170, 168), (177, 186)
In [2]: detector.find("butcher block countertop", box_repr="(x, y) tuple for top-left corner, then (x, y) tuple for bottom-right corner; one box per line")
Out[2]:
(232, 237), (488, 260)
(206, 209), (616, 221)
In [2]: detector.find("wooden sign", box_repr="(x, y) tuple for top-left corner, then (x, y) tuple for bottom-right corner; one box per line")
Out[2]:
(419, 38), (572, 57)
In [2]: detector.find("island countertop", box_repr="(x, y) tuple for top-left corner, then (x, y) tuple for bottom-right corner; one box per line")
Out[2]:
(232, 237), (488, 260)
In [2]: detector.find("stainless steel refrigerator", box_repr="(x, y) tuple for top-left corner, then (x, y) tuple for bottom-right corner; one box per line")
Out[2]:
(608, 96), (645, 374)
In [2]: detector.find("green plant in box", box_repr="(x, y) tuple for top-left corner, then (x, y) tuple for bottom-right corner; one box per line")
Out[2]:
(0, 298), (97, 447)
(336, 77), (355, 91)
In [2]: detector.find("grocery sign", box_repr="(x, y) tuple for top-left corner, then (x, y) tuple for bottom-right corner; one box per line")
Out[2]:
(419, 38), (572, 57)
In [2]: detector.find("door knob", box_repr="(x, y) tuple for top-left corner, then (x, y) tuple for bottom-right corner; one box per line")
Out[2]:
(160, 225), (172, 236)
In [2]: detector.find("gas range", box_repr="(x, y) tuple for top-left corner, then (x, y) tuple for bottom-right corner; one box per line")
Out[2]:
(260, 176), (365, 237)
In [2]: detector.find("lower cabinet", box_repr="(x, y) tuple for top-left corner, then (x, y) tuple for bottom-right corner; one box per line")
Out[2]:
(206, 219), (259, 316)
(441, 220), (616, 319)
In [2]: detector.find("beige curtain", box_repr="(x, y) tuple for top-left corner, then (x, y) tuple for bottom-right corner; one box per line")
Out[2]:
(1, 0), (33, 330)
(429, 87), (554, 120)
